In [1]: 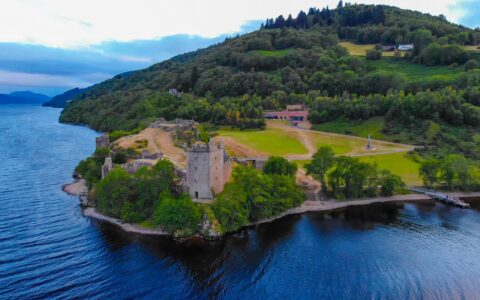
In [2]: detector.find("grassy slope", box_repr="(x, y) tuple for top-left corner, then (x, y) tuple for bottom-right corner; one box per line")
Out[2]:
(340, 41), (396, 57)
(356, 153), (421, 185)
(295, 152), (421, 186)
(218, 128), (308, 156)
(367, 58), (464, 81)
(312, 117), (387, 140)
(342, 41), (473, 82)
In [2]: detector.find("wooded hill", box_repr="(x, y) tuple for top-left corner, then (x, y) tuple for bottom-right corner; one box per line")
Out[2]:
(60, 3), (480, 161)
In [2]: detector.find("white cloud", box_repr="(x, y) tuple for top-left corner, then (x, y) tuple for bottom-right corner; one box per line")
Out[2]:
(0, 0), (467, 48)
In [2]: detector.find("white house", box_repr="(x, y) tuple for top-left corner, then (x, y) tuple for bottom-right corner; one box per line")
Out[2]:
(397, 44), (414, 51)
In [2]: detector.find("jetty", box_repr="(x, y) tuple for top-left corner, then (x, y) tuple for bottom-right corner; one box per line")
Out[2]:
(408, 187), (470, 208)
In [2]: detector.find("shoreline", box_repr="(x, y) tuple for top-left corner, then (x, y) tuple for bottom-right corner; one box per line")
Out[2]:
(74, 191), (480, 240)
(62, 178), (87, 196)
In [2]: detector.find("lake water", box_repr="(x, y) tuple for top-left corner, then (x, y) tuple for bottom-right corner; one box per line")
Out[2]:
(1, 105), (480, 299)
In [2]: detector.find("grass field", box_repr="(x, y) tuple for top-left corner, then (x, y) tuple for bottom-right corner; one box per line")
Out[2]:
(312, 117), (387, 140)
(367, 58), (464, 81)
(340, 41), (396, 57)
(356, 153), (422, 185)
(218, 128), (308, 156)
(295, 152), (421, 185)
(249, 49), (293, 57)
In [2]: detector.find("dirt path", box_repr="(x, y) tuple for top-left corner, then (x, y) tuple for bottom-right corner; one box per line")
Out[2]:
(114, 128), (187, 168)
(266, 120), (416, 160)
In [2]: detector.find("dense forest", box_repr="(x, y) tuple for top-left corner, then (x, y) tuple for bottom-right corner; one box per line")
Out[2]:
(60, 3), (480, 161)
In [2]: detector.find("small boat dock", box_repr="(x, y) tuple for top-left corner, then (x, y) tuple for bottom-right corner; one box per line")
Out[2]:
(408, 187), (470, 208)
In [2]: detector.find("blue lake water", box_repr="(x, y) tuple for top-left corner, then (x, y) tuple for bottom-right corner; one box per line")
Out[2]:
(1, 105), (480, 299)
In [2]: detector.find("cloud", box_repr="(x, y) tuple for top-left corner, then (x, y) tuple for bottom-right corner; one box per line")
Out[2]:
(0, 0), (471, 48)
(451, 0), (480, 28)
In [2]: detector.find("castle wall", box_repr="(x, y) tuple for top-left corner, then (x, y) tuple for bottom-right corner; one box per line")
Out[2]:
(186, 148), (213, 199)
(186, 142), (231, 200)
(209, 147), (225, 195)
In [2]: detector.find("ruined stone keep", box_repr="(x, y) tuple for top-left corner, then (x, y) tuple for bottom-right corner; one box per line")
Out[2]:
(186, 141), (231, 199)
(95, 135), (110, 149)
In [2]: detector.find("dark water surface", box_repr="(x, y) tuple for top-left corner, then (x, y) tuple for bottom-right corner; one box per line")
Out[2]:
(1, 105), (480, 299)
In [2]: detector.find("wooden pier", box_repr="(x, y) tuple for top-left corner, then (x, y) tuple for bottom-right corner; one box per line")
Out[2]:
(407, 187), (470, 208)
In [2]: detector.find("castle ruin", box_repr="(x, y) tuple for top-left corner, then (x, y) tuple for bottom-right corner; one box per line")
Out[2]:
(185, 141), (231, 200)
(96, 135), (110, 149)
(101, 157), (113, 179)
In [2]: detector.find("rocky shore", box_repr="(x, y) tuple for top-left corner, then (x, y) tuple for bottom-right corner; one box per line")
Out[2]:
(67, 188), (480, 240)
(62, 179), (87, 196)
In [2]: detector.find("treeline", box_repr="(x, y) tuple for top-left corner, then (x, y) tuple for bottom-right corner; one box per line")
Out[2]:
(263, 3), (479, 46)
(306, 147), (405, 199)
(61, 92), (266, 132)
(95, 160), (202, 237)
(419, 155), (480, 191)
(212, 158), (304, 232)
(308, 74), (480, 127)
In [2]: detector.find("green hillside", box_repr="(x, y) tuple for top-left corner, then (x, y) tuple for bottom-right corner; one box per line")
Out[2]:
(59, 3), (480, 164)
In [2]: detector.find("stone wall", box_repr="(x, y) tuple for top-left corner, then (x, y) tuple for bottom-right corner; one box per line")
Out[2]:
(96, 135), (110, 149)
(149, 118), (195, 132)
(185, 141), (231, 200)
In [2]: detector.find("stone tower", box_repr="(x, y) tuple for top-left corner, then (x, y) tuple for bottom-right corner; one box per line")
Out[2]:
(96, 135), (110, 149)
(186, 141), (231, 200)
(101, 157), (113, 179)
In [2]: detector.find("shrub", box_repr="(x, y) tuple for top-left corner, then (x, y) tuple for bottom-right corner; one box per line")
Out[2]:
(366, 49), (382, 60)
(263, 156), (297, 177)
(153, 194), (200, 237)
(465, 59), (479, 71)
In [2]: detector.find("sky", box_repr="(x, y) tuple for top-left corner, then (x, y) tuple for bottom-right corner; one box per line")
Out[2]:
(0, 0), (478, 96)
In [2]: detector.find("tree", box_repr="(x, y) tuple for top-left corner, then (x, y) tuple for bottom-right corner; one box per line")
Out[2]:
(366, 49), (382, 60)
(153, 194), (200, 237)
(465, 59), (479, 71)
(413, 29), (434, 56)
(419, 159), (440, 187)
(379, 170), (405, 196)
(306, 146), (336, 192)
(263, 156), (297, 177)
(96, 167), (134, 218)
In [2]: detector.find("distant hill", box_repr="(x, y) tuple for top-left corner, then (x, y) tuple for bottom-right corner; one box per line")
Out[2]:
(43, 87), (88, 108)
(60, 4), (480, 132)
(0, 91), (50, 105)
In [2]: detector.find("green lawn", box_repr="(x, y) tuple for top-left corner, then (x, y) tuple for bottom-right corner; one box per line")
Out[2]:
(295, 152), (421, 185)
(312, 117), (387, 140)
(218, 128), (308, 156)
(356, 153), (421, 185)
(340, 42), (396, 57)
(249, 49), (293, 57)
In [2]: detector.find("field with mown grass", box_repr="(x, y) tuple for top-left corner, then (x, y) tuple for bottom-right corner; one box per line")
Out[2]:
(295, 152), (421, 185)
(217, 128), (308, 156)
(312, 117), (387, 140)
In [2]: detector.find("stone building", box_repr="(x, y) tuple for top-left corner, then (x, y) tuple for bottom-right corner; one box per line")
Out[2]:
(149, 118), (196, 132)
(264, 104), (309, 125)
(121, 160), (156, 174)
(101, 157), (113, 179)
(185, 141), (231, 200)
(96, 135), (110, 149)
